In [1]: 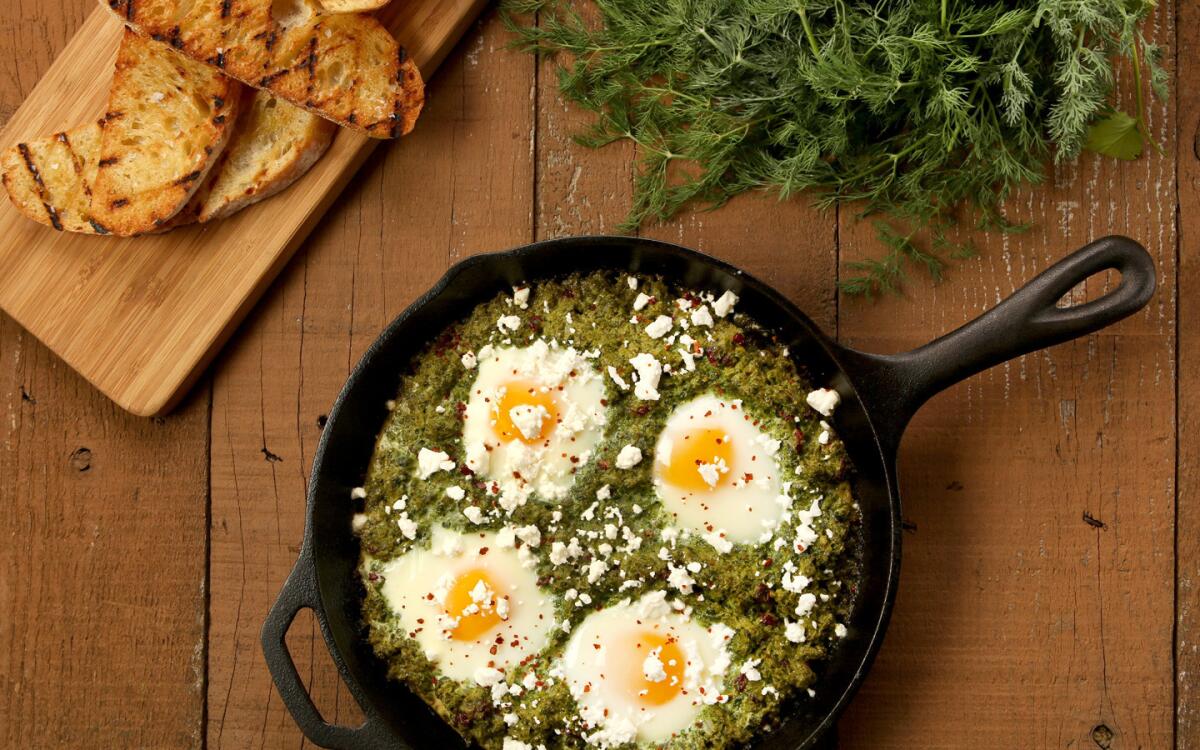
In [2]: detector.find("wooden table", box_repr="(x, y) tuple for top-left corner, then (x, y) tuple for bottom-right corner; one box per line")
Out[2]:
(0, 1), (1188, 747)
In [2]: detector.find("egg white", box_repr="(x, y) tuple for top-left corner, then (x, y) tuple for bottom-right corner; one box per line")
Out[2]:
(560, 591), (733, 746)
(653, 394), (787, 545)
(379, 527), (556, 682)
(461, 340), (607, 511)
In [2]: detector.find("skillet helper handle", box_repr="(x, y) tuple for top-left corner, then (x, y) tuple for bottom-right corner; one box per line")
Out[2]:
(262, 550), (392, 750)
(845, 235), (1155, 441)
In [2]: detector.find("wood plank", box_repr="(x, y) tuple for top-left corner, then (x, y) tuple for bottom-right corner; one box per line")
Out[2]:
(206, 9), (536, 746)
(0, 0), (487, 417)
(837, 5), (1176, 746)
(0, 3), (209, 747)
(1176, 0), (1200, 742)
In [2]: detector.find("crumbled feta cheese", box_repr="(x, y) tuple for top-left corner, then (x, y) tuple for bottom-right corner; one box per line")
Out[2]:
(627, 276), (638, 290)
(628, 353), (663, 400)
(474, 667), (504, 687)
(632, 292), (652, 311)
(607, 366), (630, 391)
(690, 305), (714, 327)
(515, 525), (541, 548)
(351, 513), (367, 532)
(596, 484), (612, 501)
(463, 506), (485, 524)
(446, 486), (466, 501)
(509, 403), (550, 441)
(615, 445), (643, 469)
(417, 448), (454, 479)
(678, 348), (696, 371)
(713, 290), (739, 317)
(512, 286), (530, 308)
(396, 513), (418, 540)
(667, 564), (696, 594)
(497, 315), (521, 332)
(834, 623), (847, 638)
(586, 559), (609, 584)
(461, 351), (478, 369)
(741, 659), (762, 682)
(805, 388), (841, 417)
(642, 647), (668, 683)
(702, 530), (734, 554)
(645, 315), (673, 339)
(785, 620), (806, 643)
(350, 486), (367, 500)
(795, 592), (818, 617)
(549, 542), (570, 565)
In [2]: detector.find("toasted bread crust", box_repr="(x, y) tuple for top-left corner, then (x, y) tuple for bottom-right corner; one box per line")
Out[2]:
(196, 89), (336, 221)
(90, 28), (240, 236)
(105, 0), (424, 139)
(318, 0), (391, 12)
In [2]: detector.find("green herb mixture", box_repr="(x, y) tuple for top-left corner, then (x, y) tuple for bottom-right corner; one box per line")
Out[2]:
(355, 272), (861, 749)
(502, 0), (1166, 294)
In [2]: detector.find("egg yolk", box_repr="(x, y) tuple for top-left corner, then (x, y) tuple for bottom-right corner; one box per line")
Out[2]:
(492, 380), (559, 444)
(661, 428), (735, 491)
(443, 568), (506, 641)
(625, 631), (687, 706)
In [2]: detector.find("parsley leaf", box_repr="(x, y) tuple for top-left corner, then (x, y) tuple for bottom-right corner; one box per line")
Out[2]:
(1085, 111), (1143, 160)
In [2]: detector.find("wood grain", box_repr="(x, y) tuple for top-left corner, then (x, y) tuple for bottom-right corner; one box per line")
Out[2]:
(0, 0), (1189, 747)
(0, 2), (210, 747)
(0, 0), (487, 417)
(1177, 0), (1200, 743)
(837, 4), (1176, 745)
(206, 8), (536, 745)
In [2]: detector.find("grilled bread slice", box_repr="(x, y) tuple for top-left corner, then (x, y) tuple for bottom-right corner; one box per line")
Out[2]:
(2, 93), (332, 233)
(105, 0), (424, 138)
(318, 0), (391, 12)
(2, 122), (106, 234)
(195, 89), (336, 221)
(90, 28), (240, 236)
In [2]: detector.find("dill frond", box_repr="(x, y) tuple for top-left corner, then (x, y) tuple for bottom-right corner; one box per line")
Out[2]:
(503, 0), (1165, 296)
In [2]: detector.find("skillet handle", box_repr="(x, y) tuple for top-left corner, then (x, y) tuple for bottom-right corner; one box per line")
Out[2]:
(840, 235), (1155, 444)
(261, 549), (393, 750)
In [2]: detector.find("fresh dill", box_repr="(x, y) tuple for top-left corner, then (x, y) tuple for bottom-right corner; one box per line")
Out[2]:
(502, 0), (1166, 296)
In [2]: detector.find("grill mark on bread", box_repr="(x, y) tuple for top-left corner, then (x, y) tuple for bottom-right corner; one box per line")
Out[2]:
(88, 219), (111, 234)
(259, 69), (288, 87)
(17, 144), (47, 193)
(174, 170), (202, 185)
(16, 142), (65, 230)
(98, 157), (119, 167)
(110, 197), (130, 208)
(220, 0), (232, 18)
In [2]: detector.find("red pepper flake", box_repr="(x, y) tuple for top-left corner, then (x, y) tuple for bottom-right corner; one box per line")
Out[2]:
(732, 332), (745, 346)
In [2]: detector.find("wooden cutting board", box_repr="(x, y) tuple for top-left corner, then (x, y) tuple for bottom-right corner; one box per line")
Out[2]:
(0, 0), (487, 416)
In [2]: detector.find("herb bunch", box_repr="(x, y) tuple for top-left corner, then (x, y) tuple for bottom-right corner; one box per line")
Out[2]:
(503, 0), (1166, 295)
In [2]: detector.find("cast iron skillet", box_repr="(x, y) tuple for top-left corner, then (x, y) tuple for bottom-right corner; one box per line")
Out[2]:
(263, 234), (1154, 749)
